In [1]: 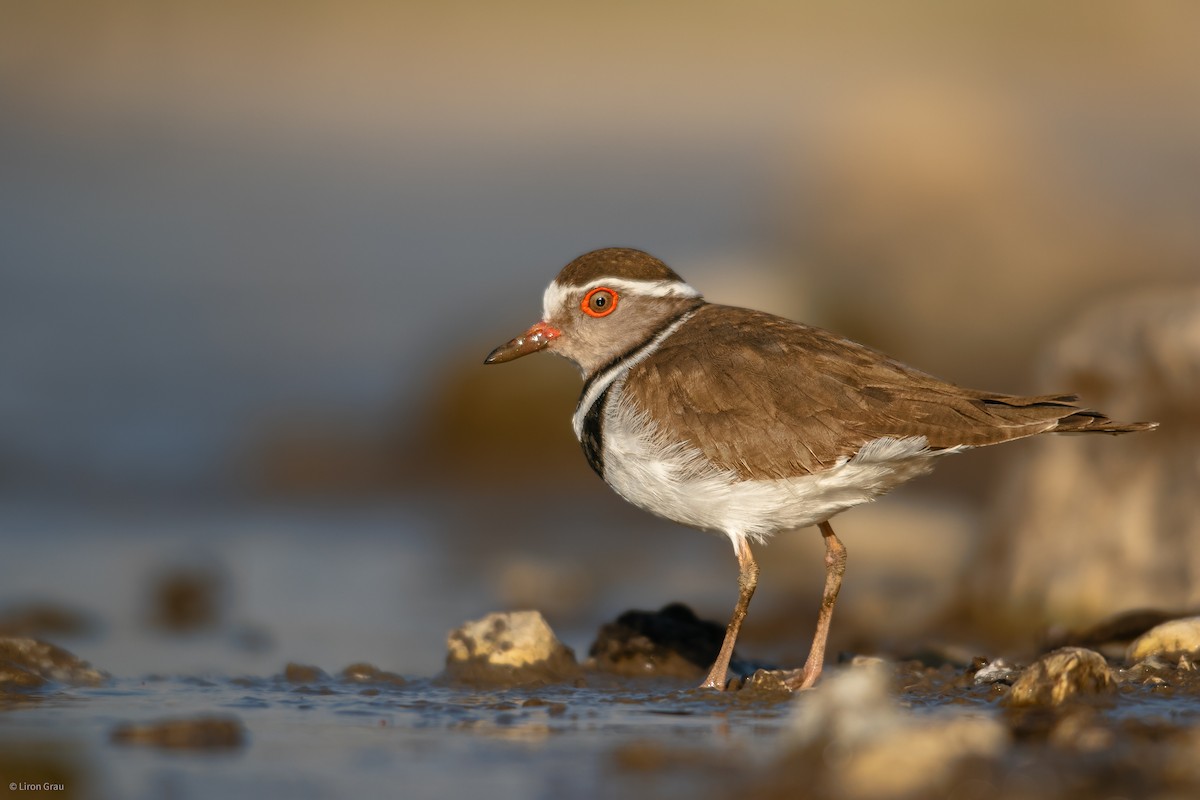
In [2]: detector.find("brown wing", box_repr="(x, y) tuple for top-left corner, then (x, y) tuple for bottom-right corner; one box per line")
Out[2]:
(621, 305), (1145, 481)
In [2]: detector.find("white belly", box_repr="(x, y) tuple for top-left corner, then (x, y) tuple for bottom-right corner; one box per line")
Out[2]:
(595, 380), (961, 547)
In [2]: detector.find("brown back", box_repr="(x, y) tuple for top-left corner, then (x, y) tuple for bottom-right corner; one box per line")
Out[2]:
(621, 304), (1154, 480)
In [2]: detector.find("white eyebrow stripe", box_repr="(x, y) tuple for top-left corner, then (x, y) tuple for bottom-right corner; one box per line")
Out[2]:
(542, 277), (702, 319)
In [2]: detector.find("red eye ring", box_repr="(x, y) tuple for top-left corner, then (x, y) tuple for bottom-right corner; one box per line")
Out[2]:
(581, 287), (619, 318)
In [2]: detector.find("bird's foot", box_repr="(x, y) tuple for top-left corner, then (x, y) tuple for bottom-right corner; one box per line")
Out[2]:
(697, 671), (731, 691)
(696, 676), (729, 690)
(781, 664), (822, 691)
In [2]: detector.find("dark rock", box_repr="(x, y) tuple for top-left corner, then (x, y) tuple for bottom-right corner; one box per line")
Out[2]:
(445, 610), (578, 685)
(111, 714), (246, 750)
(1006, 647), (1115, 707)
(587, 603), (755, 679)
(148, 563), (227, 632)
(0, 637), (107, 692)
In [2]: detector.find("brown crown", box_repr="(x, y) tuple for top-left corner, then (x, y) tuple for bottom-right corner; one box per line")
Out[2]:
(555, 247), (685, 287)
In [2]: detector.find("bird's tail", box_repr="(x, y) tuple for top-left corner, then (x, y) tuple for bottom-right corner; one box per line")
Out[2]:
(1044, 396), (1159, 434)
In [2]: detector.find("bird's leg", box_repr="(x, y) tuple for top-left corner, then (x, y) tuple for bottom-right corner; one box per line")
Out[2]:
(699, 537), (758, 690)
(785, 521), (847, 691)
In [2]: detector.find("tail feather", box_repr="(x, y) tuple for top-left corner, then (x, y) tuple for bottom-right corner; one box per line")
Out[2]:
(1053, 410), (1159, 434)
(970, 392), (1158, 441)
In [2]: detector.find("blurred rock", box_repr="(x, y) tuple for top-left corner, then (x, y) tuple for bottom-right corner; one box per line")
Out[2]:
(779, 663), (1009, 800)
(148, 562), (228, 633)
(0, 603), (98, 638)
(0, 637), (107, 692)
(444, 610), (578, 685)
(587, 603), (753, 679)
(281, 662), (329, 684)
(111, 714), (246, 750)
(1006, 647), (1114, 707)
(1126, 617), (1200, 663)
(0, 661), (45, 692)
(975, 285), (1200, 632)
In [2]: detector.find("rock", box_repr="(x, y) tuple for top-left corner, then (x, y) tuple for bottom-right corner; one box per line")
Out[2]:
(281, 662), (329, 684)
(974, 285), (1200, 631)
(741, 669), (793, 693)
(0, 637), (107, 691)
(780, 663), (1009, 800)
(111, 714), (246, 750)
(445, 610), (578, 685)
(1006, 647), (1115, 707)
(1126, 617), (1200, 663)
(587, 603), (751, 679)
(148, 562), (227, 632)
(340, 662), (407, 686)
(0, 662), (46, 691)
(974, 657), (1020, 685)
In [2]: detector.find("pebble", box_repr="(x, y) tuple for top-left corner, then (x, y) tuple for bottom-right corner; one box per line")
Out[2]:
(445, 610), (578, 685)
(1006, 647), (1114, 707)
(974, 657), (1020, 685)
(111, 714), (246, 750)
(1126, 617), (1200, 663)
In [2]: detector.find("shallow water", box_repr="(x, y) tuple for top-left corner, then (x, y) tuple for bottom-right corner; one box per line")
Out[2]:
(7, 662), (1200, 800)
(5, 497), (1200, 799)
(3, 673), (797, 800)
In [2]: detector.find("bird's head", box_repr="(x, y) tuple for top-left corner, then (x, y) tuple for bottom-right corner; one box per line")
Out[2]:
(484, 247), (704, 376)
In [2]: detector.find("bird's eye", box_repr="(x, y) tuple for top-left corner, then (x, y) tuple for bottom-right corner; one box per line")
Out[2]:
(582, 287), (618, 318)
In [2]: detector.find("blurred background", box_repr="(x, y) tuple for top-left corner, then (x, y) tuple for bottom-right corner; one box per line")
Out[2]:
(2, 1), (1198, 679)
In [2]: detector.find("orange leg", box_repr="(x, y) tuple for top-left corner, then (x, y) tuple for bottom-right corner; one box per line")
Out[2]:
(785, 521), (847, 691)
(699, 537), (758, 690)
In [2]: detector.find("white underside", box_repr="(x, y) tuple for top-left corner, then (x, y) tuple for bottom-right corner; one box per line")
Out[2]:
(595, 377), (966, 550)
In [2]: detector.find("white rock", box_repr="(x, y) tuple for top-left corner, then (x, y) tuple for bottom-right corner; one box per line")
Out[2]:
(444, 610), (577, 683)
(1126, 617), (1200, 663)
